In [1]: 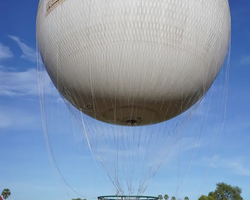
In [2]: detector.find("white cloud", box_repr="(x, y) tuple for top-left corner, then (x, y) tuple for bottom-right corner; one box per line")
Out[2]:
(0, 42), (13, 60)
(208, 155), (250, 177)
(0, 68), (56, 97)
(240, 55), (250, 65)
(0, 36), (55, 97)
(0, 106), (40, 130)
(9, 35), (36, 62)
(226, 160), (250, 176)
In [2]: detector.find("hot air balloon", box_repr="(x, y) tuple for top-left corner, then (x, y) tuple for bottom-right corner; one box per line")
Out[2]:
(36, 0), (231, 197)
(36, 0), (231, 126)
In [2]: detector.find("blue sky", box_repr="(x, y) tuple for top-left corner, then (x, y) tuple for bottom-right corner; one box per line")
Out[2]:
(1, 1), (250, 200)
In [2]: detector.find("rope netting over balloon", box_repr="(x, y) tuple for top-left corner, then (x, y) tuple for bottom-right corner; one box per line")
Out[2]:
(65, 100), (197, 195)
(37, 44), (230, 198)
(36, 0), (231, 198)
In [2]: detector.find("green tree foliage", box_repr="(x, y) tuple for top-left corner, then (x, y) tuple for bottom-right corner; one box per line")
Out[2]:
(198, 195), (215, 200)
(164, 194), (169, 200)
(208, 182), (243, 200)
(171, 197), (176, 200)
(184, 197), (189, 200)
(72, 198), (86, 200)
(198, 195), (207, 200)
(207, 197), (216, 200)
(158, 195), (163, 200)
(1, 189), (11, 200)
(198, 182), (243, 200)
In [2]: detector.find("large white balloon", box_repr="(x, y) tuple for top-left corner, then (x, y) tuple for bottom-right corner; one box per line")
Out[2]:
(36, 0), (231, 125)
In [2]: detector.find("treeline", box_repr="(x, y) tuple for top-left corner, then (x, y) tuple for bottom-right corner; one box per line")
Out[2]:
(72, 183), (243, 200)
(158, 194), (188, 200)
(158, 182), (243, 200)
(198, 182), (243, 200)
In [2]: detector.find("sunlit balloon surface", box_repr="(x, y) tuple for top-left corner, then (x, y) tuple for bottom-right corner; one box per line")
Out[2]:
(36, 0), (231, 196)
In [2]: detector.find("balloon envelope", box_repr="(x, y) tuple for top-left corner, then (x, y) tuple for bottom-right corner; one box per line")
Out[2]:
(36, 0), (231, 125)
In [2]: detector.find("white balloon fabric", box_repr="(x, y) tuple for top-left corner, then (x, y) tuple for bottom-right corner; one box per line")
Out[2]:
(37, 0), (231, 125)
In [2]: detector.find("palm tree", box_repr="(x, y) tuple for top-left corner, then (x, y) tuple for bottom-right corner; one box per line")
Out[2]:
(158, 195), (163, 200)
(171, 197), (176, 200)
(1, 189), (11, 200)
(164, 194), (169, 200)
(184, 197), (189, 200)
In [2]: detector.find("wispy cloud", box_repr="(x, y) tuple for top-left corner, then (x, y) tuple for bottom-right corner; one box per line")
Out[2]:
(0, 68), (56, 97)
(8, 35), (36, 62)
(205, 155), (250, 177)
(240, 55), (250, 65)
(0, 106), (40, 130)
(0, 36), (56, 97)
(0, 42), (13, 60)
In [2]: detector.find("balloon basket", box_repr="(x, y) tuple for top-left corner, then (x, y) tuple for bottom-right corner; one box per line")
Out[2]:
(98, 196), (159, 200)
